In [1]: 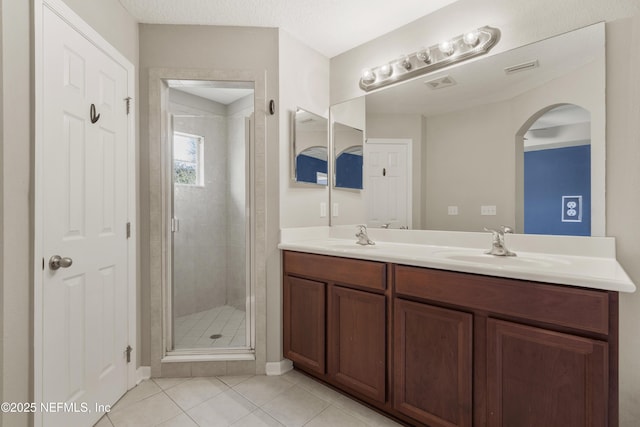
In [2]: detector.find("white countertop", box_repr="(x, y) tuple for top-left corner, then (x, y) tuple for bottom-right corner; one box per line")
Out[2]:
(278, 227), (636, 293)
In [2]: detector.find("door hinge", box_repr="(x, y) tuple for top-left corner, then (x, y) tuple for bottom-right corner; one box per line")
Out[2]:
(171, 218), (179, 233)
(42, 257), (45, 271)
(125, 345), (133, 363)
(126, 222), (131, 239)
(125, 97), (132, 115)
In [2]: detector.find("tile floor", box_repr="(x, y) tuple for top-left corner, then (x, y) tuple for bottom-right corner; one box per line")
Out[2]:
(174, 305), (246, 349)
(94, 370), (403, 427)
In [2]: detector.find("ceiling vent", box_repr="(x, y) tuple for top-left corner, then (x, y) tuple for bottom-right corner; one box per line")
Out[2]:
(424, 75), (457, 90)
(504, 60), (539, 75)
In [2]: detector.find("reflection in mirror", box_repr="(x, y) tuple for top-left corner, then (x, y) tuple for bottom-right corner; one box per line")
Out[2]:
(330, 22), (605, 236)
(334, 123), (364, 189)
(518, 104), (591, 236)
(296, 147), (328, 185)
(167, 80), (253, 352)
(292, 108), (328, 185)
(329, 97), (367, 225)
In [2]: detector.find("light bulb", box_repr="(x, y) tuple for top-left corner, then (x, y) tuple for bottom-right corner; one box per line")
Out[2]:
(400, 55), (412, 70)
(463, 30), (480, 47)
(416, 48), (431, 64)
(379, 63), (393, 78)
(439, 40), (454, 56)
(361, 68), (376, 84)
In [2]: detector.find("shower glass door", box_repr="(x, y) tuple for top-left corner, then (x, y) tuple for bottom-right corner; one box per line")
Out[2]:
(167, 80), (254, 352)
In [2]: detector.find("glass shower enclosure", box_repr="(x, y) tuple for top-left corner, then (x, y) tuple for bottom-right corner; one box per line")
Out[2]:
(166, 79), (254, 354)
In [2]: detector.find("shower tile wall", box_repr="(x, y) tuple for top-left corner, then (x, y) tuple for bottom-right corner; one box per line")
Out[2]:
(170, 90), (230, 318)
(226, 95), (253, 311)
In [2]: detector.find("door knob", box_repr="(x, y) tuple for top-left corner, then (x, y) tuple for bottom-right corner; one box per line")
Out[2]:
(49, 255), (73, 271)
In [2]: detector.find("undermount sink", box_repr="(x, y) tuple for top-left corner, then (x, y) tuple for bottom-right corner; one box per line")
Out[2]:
(432, 250), (566, 269)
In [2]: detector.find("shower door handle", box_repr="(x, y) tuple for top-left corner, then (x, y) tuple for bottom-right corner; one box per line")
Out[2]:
(49, 255), (73, 271)
(171, 217), (179, 232)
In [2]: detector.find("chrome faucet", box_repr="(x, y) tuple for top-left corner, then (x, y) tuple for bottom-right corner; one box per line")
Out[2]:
(380, 223), (391, 229)
(355, 225), (375, 246)
(484, 225), (516, 256)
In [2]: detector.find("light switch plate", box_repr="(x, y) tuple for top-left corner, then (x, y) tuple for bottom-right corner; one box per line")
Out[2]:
(320, 202), (327, 218)
(332, 203), (339, 217)
(481, 205), (497, 216)
(448, 206), (459, 215)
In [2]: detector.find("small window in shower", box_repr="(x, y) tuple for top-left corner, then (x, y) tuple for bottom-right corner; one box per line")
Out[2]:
(173, 132), (204, 186)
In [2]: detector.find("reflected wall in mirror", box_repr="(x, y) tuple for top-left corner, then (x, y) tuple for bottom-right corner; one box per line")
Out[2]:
(292, 108), (328, 185)
(518, 104), (591, 236)
(334, 123), (364, 189)
(330, 22), (605, 236)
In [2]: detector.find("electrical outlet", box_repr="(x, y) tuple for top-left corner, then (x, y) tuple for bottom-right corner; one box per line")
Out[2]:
(562, 196), (582, 222)
(320, 202), (327, 218)
(447, 206), (459, 215)
(481, 205), (497, 216)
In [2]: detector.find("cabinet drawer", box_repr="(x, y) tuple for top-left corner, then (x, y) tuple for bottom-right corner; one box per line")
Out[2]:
(284, 251), (386, 291)
(395, 265), (609, 335)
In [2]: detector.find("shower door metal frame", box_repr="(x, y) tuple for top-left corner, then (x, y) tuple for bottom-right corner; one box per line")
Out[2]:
(148, 68), (265, 373)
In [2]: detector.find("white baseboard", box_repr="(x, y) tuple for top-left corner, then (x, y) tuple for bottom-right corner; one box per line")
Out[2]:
(136, 366), (151, 383)
(265, 359), (293, 376)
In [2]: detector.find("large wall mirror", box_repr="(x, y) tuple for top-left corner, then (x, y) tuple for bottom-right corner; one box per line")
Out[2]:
(330, 22), (605, 236)
(292, 108), (328, 185)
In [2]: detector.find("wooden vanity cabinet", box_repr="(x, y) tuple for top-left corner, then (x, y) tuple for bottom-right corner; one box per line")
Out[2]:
(486, 319), (608, 427)
(394, 298), (473, 427)
(282, 251), (389, 405)
(395, 264), (617, 427)
(283, 251), (619, 427)
(283, 275), (326, 374)
(328, 285), (386, 403)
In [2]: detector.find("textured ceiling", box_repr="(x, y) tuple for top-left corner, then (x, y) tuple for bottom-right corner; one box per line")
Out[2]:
(118, 0), (459, 57)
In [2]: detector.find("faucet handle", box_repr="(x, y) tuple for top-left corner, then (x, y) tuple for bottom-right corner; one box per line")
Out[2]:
(500, 225), (514, 234)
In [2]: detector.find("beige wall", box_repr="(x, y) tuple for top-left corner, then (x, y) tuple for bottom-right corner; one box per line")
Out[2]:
(272, 30), (330, 363)
(278, 30), (330, 228)
(607, 16), (640, 426)
(138, 24), (280, 367)
(330, 1), (640, 424)
(1, 1), (138, 426)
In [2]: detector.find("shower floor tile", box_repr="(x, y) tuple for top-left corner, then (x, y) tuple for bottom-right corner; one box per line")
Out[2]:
(174, 305), (247, 349)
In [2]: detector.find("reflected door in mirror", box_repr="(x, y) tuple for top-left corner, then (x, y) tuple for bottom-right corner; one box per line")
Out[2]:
(365, 139), (410, 229)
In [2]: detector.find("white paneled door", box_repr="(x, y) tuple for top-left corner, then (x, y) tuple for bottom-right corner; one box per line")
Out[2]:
(41, 5), (130, 426)
(365, 139), (411, 229)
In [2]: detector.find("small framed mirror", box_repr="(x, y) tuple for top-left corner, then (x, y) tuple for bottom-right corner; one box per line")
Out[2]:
(333, 123), (364, 189)
(292, 108), (328, 185)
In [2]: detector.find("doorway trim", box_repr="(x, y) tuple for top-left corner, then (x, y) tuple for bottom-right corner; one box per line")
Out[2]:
(33, 0), (137, 424)
(148, 68), (267, 376)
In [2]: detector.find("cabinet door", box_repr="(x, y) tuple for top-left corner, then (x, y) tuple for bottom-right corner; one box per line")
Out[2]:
(328, 285), (386, 403)
(394, 299), (473, 427)
(283, 276), (325, 374)
(487, 319), (608, 427)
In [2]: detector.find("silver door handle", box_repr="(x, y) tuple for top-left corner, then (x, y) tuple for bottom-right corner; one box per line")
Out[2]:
(49, 255), (73, 270)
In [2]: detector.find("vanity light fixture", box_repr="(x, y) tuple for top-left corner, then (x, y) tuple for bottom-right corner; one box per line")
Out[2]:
(359, 26), (500, 92)
(438, 40), (455, 56)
